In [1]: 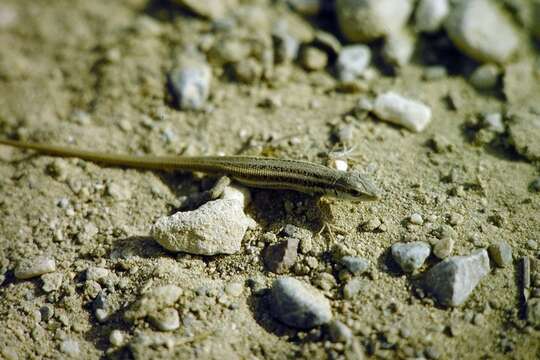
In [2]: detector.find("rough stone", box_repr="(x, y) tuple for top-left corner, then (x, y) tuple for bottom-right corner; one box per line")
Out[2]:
(336, 0), (413, 42)
(445, 0), (519, 63)
(382, 30), (415, 67)
(343, 278), (367, 299)
(149, 308), (180, 332)
(152, 186), (256, 255)
(15, 256), (56, 280)
(270, 277), (332, 329)
(433, 237), (454, 259)
(391, 241), (431, 273)
(488, 241), (512, 267)
(263, 238), (299, 274)
(423, 250), (490, 307)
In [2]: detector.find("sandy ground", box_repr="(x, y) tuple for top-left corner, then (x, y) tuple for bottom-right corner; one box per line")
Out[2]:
(0, 0), (539, 359)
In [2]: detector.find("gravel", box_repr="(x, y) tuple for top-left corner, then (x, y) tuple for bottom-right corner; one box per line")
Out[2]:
(391, 241), (431, 273)
(124, 285), (183, 321)
(423, 249), (491, 307)
(445, 0), (519, 63)
(335, 45), (371, 82)
(152, 186), (256, 255)
(488, 241), (512, 267)
(14, 256), (56, 280)
(415, 0), (449, 33)
(270, 277), (332, 329)
(169, 57), (212, 110)
(373, 92), (432, 132)
(336, 0), (413, 42)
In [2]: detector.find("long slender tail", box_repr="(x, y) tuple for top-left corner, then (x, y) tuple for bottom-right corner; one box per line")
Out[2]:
(0, 138), (181, 170)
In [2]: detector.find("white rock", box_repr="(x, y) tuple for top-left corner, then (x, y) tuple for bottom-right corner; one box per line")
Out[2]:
(109, 330), (125, 347)
(15, 256), (56, 280)
(336, 0), (413, 42)
(382, 30), (415, 67)
(483, 113), (505, 133)
(220, 185), (251, 207)
(469, 64), (500, 90)
(86, 267), (110, 282)
(415, 0), (449, 33)
(445, 0), (519, 64)
(169, 57), (212, 110)
(409, 213), (424, 225)
(373, 92), (432, 132)
(151, 187), (256, 255)
(328, 158), (348, 172)
(336, 45), (371, 82)
(149, 308), (180, 332)
(60, 339), (80, 357)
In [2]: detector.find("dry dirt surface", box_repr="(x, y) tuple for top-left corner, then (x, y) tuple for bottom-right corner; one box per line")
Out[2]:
(0, 0), (539, 359)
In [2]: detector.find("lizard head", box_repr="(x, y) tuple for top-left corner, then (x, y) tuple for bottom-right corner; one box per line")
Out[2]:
(331, 171), (380, 201)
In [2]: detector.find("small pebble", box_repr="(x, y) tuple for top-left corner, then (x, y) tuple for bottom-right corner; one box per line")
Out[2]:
(483, 113), (505, 133)
(469, 64), (500, 90)
(270, 277), (333, 329)
(336, 0), (413, 42)
(149, 308), (181, 332)
(373, 92), (432, 132)
(415, 0), (449, 33)
(423, 249), (490, 307)
(314, 272), (337, 291)
(423, 66), (447, 81)
(391, 241), (431, 273)
(335, 45), (371, 81)
(382, 30), (415, 67)
(527, 239), (538, 250)
(445, 0), (519, 63)
(328, 158), (348, 172)
(341, 256), (369, 274)
(409, 213), (424, 225)
(86, 267), (110, 282)
(300, 46), (328, 71)
(433, 237), (454, 259)
(263, 238), (299, 274)
(232, 58), (263, 84)
(448, 212), (464, 226)
(272, 31), (300, 64)
(109, 330), (125, 347)
(60, 339), (80, 357)
(15, 256), (56, 280)
(326, 320), (353, 343)
(169, 57), (211, 110)
(40, 304), (54, 322)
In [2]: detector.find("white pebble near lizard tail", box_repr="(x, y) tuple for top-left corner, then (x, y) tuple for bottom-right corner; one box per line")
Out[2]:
(373, 92), (432, 132)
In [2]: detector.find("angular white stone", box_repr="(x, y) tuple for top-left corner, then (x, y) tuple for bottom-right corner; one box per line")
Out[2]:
(373, 92), (432, 132)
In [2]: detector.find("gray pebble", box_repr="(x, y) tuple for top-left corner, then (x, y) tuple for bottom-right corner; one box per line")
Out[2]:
(336, 45), (371, 81)
(469, 64), (500, 90)
(270, 277), (332, 329)
(391, 241), (431, 273)
(40, 304), (54, 322)
(263, 238), (299, 274)
(15, 256), (56, 280)
(149, 308), (180, 332)
(423, 249), (490, 307)
(341, 256), (369, 274)
(326, 320), (353, 343)
(169, 58), (211, 110)
(445, 0), (519, 63)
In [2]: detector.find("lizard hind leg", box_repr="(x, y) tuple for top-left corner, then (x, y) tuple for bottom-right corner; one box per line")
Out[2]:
(315, 196), (346, 244)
